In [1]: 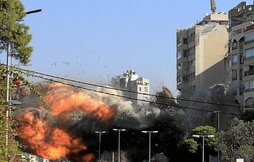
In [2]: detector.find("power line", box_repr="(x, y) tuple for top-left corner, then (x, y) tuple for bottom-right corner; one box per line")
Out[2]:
(14, 69), (241, 117)
(1, 64), (243, 109)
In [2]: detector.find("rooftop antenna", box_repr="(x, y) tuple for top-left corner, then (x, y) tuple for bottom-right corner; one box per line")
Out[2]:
(210, 0), (216, 13)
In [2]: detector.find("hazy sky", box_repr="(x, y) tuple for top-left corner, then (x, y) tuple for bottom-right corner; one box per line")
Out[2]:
(1, 0), (252, 94)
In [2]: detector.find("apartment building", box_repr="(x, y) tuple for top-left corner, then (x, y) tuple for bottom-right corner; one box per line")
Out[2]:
(228, 2), (254, 110)
(176, 13), (229, 98)
(111, 70), (150, 106)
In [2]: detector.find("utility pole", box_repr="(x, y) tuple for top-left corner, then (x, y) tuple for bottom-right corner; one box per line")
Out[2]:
(142, 131), (158, 162)
(113, 129), (126, 162)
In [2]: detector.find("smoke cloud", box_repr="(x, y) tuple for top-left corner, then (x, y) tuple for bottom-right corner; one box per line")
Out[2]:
(15, 82), (181, 162)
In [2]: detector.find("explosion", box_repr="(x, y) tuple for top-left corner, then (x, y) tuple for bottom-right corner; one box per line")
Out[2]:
(16, 83), (116, 161)
(16, 82), (183, 162)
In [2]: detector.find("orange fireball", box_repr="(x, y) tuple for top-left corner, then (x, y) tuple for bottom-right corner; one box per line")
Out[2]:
(16, 83), (117, 161)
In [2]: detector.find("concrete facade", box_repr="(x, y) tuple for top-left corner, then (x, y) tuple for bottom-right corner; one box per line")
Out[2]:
(111, 70), (150, 106)
(176, 13), (229, 98)
(228, 1), (254, 111)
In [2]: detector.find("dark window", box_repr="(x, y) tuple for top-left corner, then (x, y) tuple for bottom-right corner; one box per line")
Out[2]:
(183, 38), (188, 44)
(232, 40), (237, 50)
(182, 75), (188, 82)
(232, 70), (237, 80)
(245, 65), (254, 76)
(240, 69), (243, 80)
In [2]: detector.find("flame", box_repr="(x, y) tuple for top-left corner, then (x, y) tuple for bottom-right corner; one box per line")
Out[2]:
(45, 83), (116, 121)
(16, 83), (117, 161)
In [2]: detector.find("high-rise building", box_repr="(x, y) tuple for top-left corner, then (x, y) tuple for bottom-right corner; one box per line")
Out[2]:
(111, 70), (150, 106)
(228, 2), (254, 111)
(176, 13), (229, 99)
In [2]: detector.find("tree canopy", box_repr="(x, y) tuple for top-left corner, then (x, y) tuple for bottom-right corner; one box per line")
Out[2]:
(179, 126), (217, 162)
(0, 0), (33, 64)
(218, 118), (254, 162)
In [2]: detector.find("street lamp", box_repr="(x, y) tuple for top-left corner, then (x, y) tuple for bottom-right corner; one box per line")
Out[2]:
(26, 9), (42, 15)
(214, 111), (221, 162)
(192, 134), (215, 162)
(113, 128), (126, 162)
(95, 131), (106, 162)
(142, 131), (158, 162)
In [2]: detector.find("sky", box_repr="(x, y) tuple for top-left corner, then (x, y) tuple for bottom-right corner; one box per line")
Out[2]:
(1, 0), (253, 95)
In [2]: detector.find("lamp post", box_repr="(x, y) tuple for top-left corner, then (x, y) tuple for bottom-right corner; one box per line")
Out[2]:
(192, 134), (215, 162)
(142, 131), (158, 162)
(95, 131), (106, 162)
(113, 129), (126, 162)
(214, 111), (220, 162)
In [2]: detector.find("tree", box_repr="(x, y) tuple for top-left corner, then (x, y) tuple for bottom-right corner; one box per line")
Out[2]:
(0, 0), (33, 64)
(0, 106), (25, 161)
(179, 126), (217, 162)
(0, 0), (34, 160)
(218, 118), (254, 162)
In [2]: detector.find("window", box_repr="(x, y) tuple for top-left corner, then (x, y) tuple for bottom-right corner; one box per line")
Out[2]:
(177, 38), (182, 46)
(139, 87), (142, 91)
(232, 70), (237, 80)
(177, 76), (182, 84)
(245, 48), (254, 59)
(245, 31), (254, 42)
(177, 63), (182, 70)
(182, 75), (188, 82)
(244, 65), (254, 76)
(183, 50), (188, 57)
(232, 40), (237, 50)
(239, 38), (244, 49)
(144, 87), (148, 92)
(245, 80), (254, 91)
(240, 69), (243, 80)
(245, 97), (254, 108)
(183, 38), (188, 44)
(177, 51), (182, 59)
(232, 55), (238, 65)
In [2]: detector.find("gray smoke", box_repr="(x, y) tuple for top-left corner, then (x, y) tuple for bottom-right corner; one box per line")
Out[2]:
(182, 84), (241, 134)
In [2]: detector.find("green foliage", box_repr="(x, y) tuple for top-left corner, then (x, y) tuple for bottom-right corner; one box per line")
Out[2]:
(184, 126), (217, 154)
(218, 118), (254, 162)
(0, 0), (33, 64)
(192, 125), (217, 135)
(183, 138), (198, 153)
(0, 106), (24, 161)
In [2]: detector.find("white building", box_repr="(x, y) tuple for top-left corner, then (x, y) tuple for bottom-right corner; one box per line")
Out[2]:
(111, 70), (150, 106)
